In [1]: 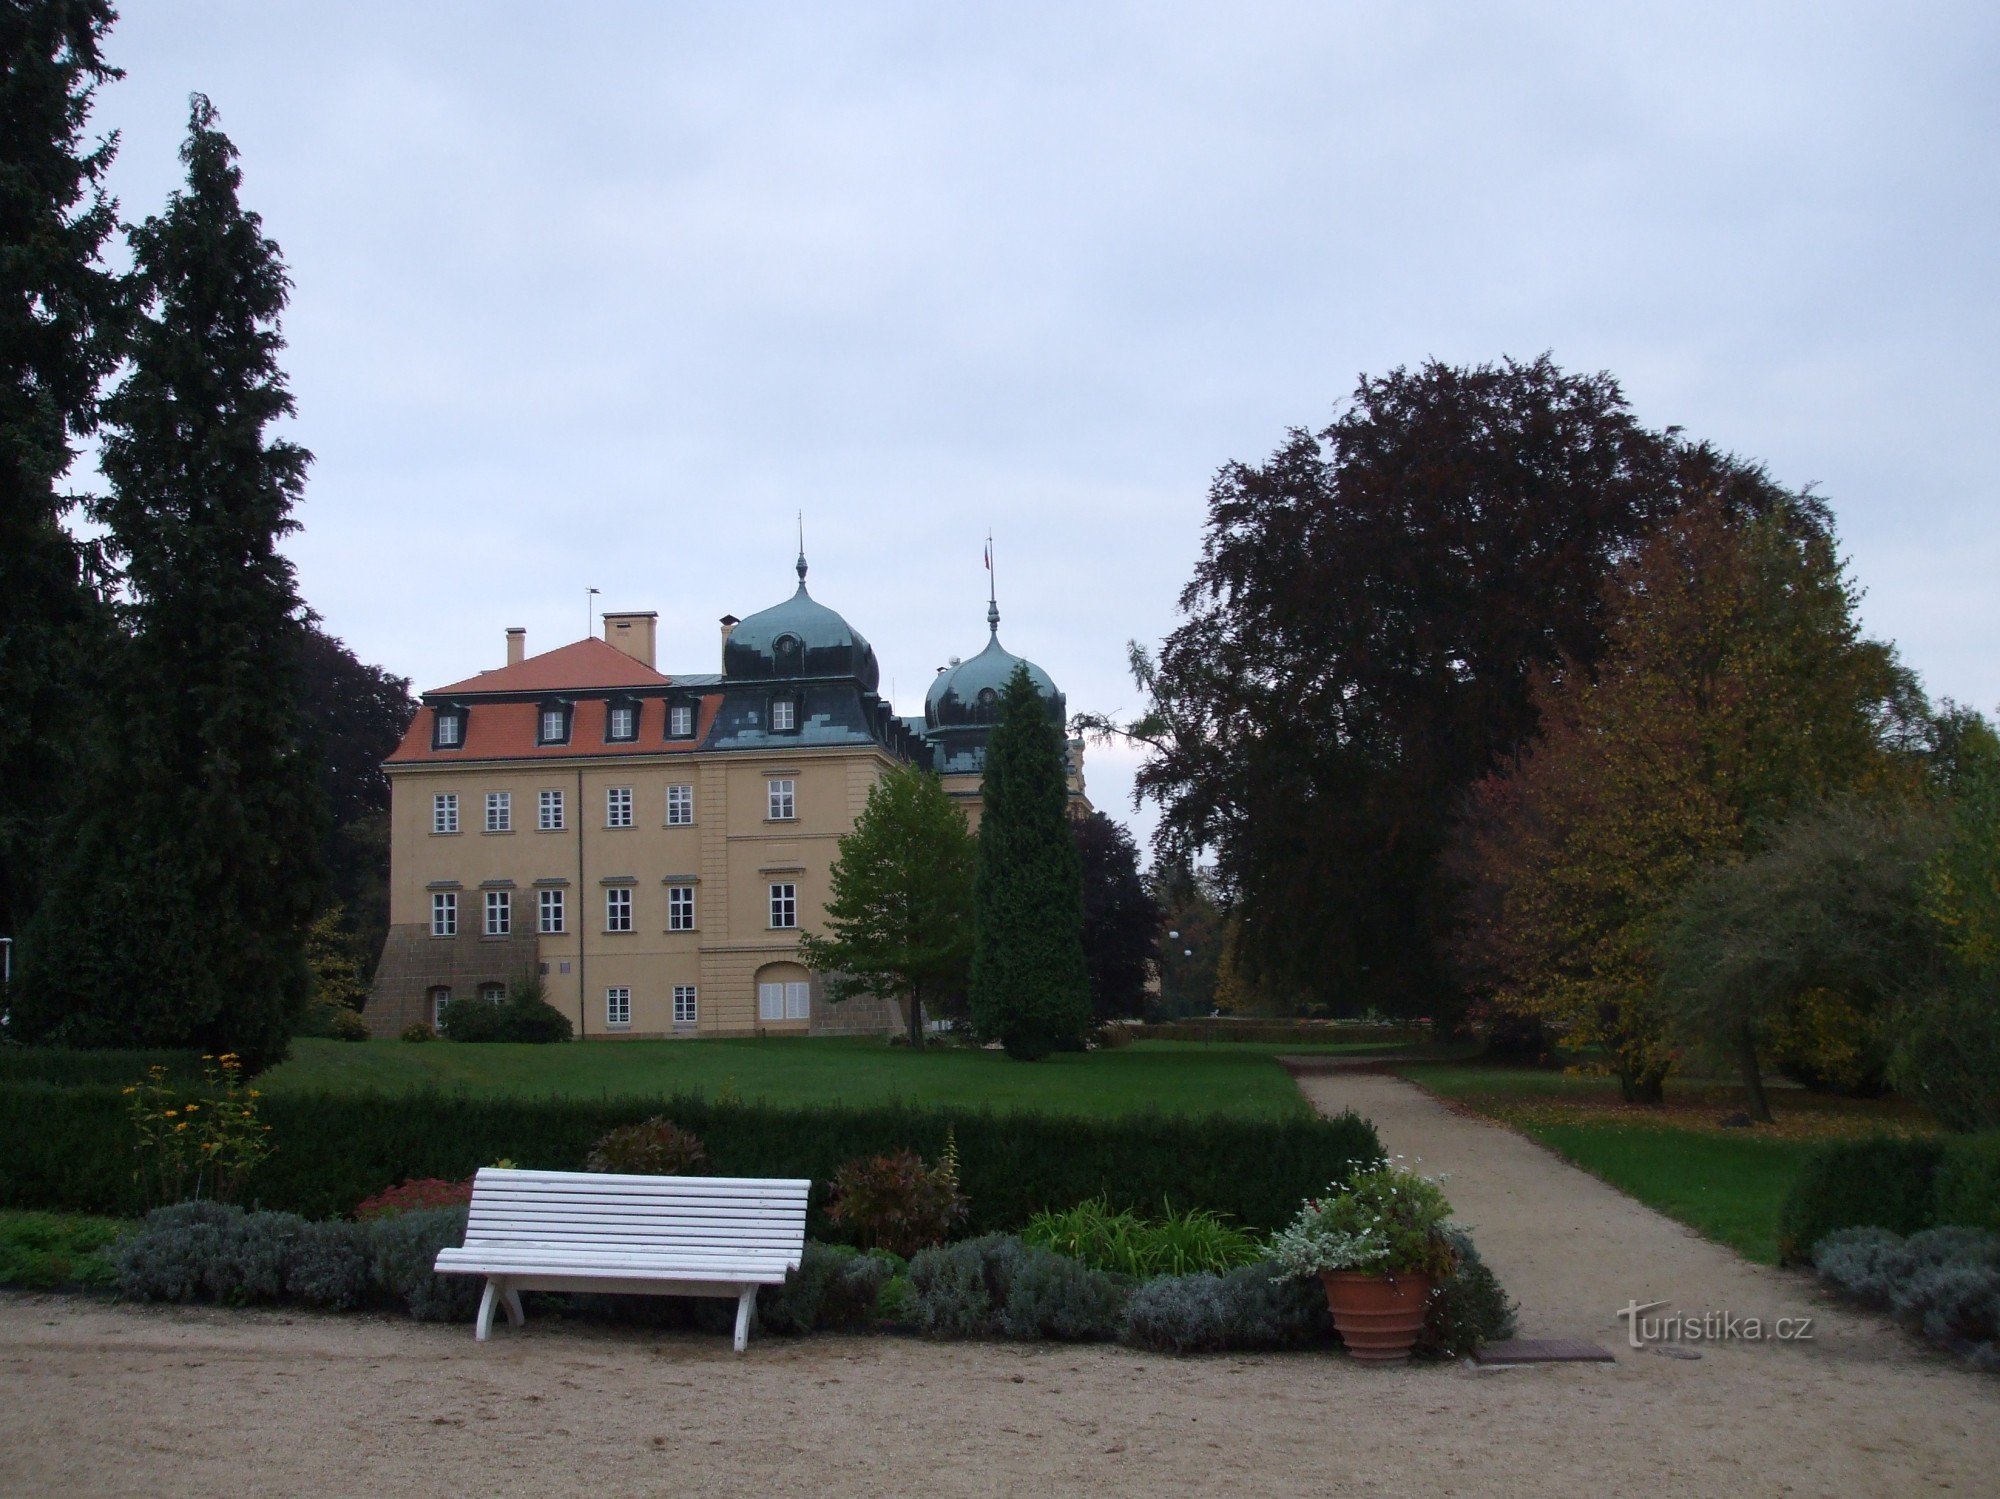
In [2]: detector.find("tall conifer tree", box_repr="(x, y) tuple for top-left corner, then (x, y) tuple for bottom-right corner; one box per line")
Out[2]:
(969, 666), (1090, 1059)
(0, 1), (123, 948)
(16, 95), (325, 1068)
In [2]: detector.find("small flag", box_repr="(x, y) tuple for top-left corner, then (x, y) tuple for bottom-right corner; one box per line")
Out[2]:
(984, 541), (991, 570)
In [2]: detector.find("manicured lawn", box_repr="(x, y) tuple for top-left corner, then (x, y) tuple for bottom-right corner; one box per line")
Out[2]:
(262, 1037), (1408, 1119)
(1398, 1062), (1934, 1264)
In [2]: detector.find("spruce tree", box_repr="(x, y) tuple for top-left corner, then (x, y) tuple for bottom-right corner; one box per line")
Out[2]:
(0, 1), (124, 951)
(969, 665), (1091, 1059)
(16, 95), (326, 1068)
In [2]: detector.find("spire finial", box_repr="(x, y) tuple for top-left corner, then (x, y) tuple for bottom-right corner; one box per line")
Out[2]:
(795, 512), (808, 586)
(985, 530), (999, 635)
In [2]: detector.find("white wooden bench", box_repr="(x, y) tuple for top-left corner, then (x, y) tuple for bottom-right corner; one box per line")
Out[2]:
(433, 1167), (810, 1351)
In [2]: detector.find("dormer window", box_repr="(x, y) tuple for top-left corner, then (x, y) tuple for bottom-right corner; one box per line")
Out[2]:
(606, 698), (639, 742)
(770, 697), (797, 733)
(432, 707), (466, 750)
(667, 701), (696, 739)
(772, 633), (803, 675)
(537, 701), (572, 746)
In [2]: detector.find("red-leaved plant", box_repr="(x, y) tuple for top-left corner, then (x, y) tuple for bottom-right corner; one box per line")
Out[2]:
(825, 1134), (968, 1257)
(354, 1177), (475, 1221)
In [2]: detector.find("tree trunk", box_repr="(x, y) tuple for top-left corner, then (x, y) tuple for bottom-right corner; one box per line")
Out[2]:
(1619, 1066), (1667, 1105)
(907, 986), (925, 1051)
(1738, 1022), (1772, 1124)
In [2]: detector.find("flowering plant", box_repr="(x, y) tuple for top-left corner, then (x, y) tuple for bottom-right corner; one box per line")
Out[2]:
(1268, 1158), (1458, 1279)
(123, 1053), (273, 1207)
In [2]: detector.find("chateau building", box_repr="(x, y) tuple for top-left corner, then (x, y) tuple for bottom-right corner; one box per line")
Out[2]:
(369, 551), (1085, 1039)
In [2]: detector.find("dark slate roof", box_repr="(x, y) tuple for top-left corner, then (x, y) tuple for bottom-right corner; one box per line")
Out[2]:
(722, 555), (881, 693)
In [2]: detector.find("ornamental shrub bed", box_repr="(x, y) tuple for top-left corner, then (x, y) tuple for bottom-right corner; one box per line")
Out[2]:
(0, 1084), (1380, 1237)
(1812, 1225), (2000, 1371)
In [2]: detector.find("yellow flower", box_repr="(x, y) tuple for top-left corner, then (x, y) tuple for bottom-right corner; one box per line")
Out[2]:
(174, 1123), (188, 1132)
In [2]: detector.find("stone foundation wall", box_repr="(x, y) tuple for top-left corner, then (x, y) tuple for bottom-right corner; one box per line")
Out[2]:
(367, 924), (541, 1037)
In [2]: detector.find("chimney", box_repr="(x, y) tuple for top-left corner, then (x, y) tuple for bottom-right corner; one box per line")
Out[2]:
(601, 611), (658, 669)
(719, 614), (740, 669)
(505, 627), (526, 666)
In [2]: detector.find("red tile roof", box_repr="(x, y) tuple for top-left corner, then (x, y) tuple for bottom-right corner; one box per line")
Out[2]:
(431, 638), (670, 696)
(386, 693), (723, 765)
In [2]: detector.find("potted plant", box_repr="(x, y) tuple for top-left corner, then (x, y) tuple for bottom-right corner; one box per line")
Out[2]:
(1270, 1157), (1458, 1363)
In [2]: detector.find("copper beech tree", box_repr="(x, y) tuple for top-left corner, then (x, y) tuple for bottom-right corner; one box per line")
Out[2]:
(1452, 493), (1922, 1102)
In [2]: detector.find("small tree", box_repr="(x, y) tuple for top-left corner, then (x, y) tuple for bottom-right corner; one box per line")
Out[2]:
(796, 765), (975, 1049)
(969, 666), (1091, 1058)
(1074, 810), (1160, 1024)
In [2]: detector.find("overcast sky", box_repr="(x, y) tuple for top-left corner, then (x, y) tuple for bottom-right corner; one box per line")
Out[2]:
(84, 3), (1999, 850)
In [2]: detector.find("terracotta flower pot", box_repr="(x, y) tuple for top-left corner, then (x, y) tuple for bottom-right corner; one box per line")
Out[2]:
(1320, 1270), (1434, 1363)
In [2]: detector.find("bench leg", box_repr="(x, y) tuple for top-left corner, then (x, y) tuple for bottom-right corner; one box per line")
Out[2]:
(476, 1279), (499, 1342)
(502, 1285), (525, 1328)
(733, 1286), (758, 1353)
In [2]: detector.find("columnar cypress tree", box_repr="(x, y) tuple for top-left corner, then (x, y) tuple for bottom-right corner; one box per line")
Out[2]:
(969, 665), (1091, 1059)
(15, 95), (326, 1069)
(0, 1), (124, 949)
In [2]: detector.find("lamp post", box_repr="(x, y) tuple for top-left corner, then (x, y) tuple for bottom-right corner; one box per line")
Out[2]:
(1164, 930), (1180, 1017)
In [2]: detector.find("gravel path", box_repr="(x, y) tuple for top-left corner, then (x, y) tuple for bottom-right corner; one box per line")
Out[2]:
(3, 1066), (1996, 1497)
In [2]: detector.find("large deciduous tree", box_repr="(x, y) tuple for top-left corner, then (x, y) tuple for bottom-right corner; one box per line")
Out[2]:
(796, 765), (975, 1049)
(1452, 494), (1921, 1100)
(15, 95), (326, 1069)
(1091, 356), (1776, 1017)
(1072, 810), (1160, 1024)
(970, 666), (1091, 1058)
(0, 0), (124, 950)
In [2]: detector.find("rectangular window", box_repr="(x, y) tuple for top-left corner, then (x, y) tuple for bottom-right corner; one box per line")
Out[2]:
(605, 887), (633, 932)
(667, 885), (695, 931)
(432, 793), (459, 834)
(430, 987), (452, 1026)
(769, 882), (797, 929)
(767, 778), (795, 820)
(485, 791), (511, 832)
(538, 789), (564, 830)
(539, 707), (568, 744)
(758, 980), (810, 1021)
(666, 783), (694, 825)
(673, 985), (697, 1025)
(606, 786), (633, 828)
(770, 699), (796, 732)
(430, 891), (457, 937)
(484, 889), (511, 936)
(608, 703), (637, 740)
(435, 713), (462, 747)
(605, 987), (631, 1027)
(538, 887), (565, 935)
(668, 703), (695, 737)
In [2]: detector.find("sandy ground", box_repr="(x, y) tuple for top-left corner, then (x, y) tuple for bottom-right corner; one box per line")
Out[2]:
(3, 1069), (1996, 1498)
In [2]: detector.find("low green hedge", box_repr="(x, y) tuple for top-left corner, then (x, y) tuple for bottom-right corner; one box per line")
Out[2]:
(1776, 1132), (2000, 1264)
(0, 1084), (1381, 1237)
(0, 1048), (204, 1087)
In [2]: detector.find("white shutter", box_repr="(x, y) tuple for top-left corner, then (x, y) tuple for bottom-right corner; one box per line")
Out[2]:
(785, 982), (810, 1020)
(759, 983), (784, 1022)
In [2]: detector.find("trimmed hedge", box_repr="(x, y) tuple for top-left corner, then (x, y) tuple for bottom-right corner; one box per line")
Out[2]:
(1778, 1132), (2000, 1264)
(0, 1084), (1381, 1237)
(1776, 1136), (1945, 1265)
(0, 1048), (204, 1087)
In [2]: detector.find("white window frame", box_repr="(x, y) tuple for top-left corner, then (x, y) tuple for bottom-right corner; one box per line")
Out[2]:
(606, 786), (634, 828)
(539, 706), (569, 744)
(430, 891), (457, 937)
(432, 793), (459, 835)
(667, 885), (695, 932)
(668, 702), (695, 737)
(673, 985), (698, 1025)
(666, 783), (694, 825)
(608, 703), (637, 740)
(770, 698), (796, 732)
(767, 778), (795, 821)
(485, 791), (511, 833)
(538, 788), (564, 831)
(605, 986), (631, 1028)
(605, 886), (633, 932)
(435, 713), (462, 748)
(769, 882), (797, 929)
(430, 986), (452, 1026)
(538, 887), (565, 934)
(758, 980), (810, 1021)
(477, 981), (506, 1005)
(484, 889), (511, 937)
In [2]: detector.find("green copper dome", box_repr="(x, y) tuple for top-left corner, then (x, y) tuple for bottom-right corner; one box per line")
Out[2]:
(725, 552), (881, 692)
(924, 600), (1062, 730)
